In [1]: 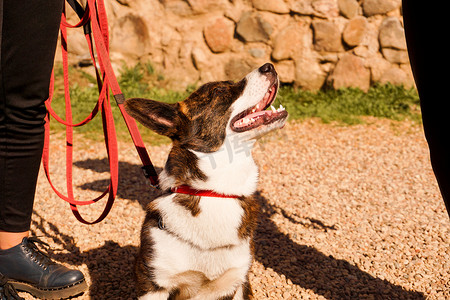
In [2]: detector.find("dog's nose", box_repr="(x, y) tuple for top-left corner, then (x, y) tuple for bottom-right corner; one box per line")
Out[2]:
(258, 63), (275, 74)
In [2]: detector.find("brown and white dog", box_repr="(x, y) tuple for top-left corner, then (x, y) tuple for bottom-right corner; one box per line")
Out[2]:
(124, 63), (288, 300)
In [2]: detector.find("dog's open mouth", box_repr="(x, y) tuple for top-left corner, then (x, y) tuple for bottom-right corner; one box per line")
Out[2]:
(231, 82), (288, 132)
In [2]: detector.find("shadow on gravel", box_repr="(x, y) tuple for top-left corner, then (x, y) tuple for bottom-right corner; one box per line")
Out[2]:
(74, 158), (163, 207)
(31, 211), (140, 299)
(41, 158), (425, 299)
(254, 192), (425, 300)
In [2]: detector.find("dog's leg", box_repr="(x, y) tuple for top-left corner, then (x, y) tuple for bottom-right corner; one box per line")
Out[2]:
(135, 247), (169, 300)
(231, 286), (244, 300)
(189, 268), (245, 300)
(170, 270), (209, 300)
(241, 278), (253, 300)
(139, 290), (170, 300)
(213, 273), (253, 300)
(230, 280), (253, 300)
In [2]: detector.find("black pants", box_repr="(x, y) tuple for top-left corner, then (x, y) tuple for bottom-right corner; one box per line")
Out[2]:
(0, 0), (63, 232)
(403, 1), (450, 218)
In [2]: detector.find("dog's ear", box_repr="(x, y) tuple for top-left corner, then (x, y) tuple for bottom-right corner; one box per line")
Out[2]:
(124, 98), (180, 137)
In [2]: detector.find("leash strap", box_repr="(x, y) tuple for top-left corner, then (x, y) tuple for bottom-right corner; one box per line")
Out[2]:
(43, 0), (159, 224)
(85, 0), (159, 186)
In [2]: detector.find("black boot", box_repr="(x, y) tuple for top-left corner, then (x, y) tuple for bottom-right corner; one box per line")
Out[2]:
(0, 273), (24, 300)
(0, 237), (87, 299)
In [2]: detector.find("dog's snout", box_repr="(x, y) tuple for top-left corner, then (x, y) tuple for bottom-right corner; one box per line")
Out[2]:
(258, 63), (275, 74)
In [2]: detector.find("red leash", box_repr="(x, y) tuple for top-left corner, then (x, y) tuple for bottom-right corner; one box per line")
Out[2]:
(43, 0), (159, 224)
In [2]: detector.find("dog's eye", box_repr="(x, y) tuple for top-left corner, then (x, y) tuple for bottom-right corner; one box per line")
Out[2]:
(213, 87), (226, 96)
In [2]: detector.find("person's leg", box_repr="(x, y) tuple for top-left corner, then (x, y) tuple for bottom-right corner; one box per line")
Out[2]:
(0, 0), (87, 298)
(0, 231), (28, 250)
(0, 0), (62, 238)
(0, 0), (60, 241)
(403, 1), (450, 218)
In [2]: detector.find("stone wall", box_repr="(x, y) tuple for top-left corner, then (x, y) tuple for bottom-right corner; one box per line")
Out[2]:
(63, 0), (414, 91)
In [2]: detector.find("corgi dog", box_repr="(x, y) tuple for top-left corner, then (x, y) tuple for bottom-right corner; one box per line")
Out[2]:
(124, 63), (288, 300)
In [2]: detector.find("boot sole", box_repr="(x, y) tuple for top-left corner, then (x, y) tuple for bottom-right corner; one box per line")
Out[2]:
(9, 278), (87, 299)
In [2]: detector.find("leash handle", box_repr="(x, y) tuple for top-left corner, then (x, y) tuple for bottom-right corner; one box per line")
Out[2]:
(43, 0), (158, 224)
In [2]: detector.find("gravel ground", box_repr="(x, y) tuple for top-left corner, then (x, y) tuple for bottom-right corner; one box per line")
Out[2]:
(22, 118), (449, 299)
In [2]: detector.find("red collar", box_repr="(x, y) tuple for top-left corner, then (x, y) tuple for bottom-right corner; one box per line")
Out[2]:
(171, 185), (240, 198)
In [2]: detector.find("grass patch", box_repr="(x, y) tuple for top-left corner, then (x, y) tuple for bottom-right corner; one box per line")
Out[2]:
(47, 63), (420, 145)
(277, 84), (420, 125)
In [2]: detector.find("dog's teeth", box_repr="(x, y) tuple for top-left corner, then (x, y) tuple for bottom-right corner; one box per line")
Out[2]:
(271, 105), (276, 112)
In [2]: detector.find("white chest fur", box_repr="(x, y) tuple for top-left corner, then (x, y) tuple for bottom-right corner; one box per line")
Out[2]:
(150, 194), (252, 286)
(155, 194), (245, 249)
